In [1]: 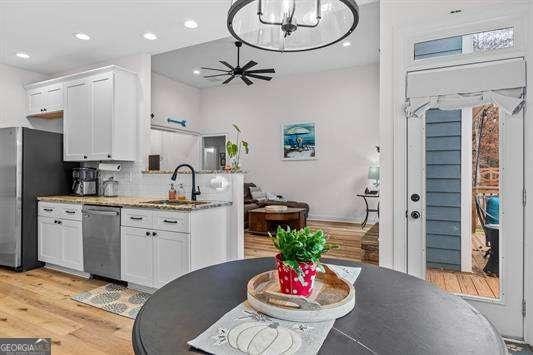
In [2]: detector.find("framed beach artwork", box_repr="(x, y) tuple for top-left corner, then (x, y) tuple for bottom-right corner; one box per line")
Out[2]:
(281, 122), (317, 161)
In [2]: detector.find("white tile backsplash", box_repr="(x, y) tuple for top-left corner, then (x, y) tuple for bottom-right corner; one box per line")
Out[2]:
(95, 161), (236, 201)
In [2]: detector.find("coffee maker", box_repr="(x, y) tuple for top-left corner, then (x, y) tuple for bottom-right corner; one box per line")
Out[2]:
(72, 167), (97, 196)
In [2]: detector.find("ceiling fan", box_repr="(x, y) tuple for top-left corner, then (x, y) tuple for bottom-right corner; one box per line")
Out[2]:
(202, 41), (275, 86)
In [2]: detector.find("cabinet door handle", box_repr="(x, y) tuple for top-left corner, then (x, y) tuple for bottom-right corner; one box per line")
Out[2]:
(163, 219), (178, 224)
(152, 232), (157, 237)
(44, 208), (53, 212)
(146, 231), (151, 236)
(65, 210), (76, 214)
(107, 154), (111, 158)
(83, 155), (88, 159)
(130, 216), (143, 220)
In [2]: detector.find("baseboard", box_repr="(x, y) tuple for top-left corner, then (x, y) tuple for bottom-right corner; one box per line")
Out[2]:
(44, 263), (91, 279)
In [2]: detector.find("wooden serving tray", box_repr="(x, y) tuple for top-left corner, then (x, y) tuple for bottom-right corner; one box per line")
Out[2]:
(247, 265), (355, 322)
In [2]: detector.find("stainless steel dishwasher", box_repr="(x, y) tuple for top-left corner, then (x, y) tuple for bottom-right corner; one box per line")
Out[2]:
(82, 205), (121, 279)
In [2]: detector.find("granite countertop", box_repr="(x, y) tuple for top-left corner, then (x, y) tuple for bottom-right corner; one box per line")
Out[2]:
(141, 170), (246, 175)
(37, 195), (232, 211)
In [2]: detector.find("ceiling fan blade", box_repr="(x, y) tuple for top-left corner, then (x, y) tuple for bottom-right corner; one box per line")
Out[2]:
(204, 74), (230, 78)
(201, 67), (230, 73)
(223, 76), (235, 84)
(219, 61), (234, 70)
(245, 68), (275, 74)
(241, 75), (253, 86)
(245, 73), (273, 81)
(241, 60), (258, 71)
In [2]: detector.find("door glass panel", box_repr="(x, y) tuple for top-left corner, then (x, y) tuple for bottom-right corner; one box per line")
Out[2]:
(425, 105), (500, 299)
(414, 27), (514, 60)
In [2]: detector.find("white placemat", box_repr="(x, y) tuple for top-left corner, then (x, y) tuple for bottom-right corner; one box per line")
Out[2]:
(188, 265), (361, 355)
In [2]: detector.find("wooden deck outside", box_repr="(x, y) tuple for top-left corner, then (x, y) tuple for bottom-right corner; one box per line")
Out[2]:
(427, 230), (500, 298)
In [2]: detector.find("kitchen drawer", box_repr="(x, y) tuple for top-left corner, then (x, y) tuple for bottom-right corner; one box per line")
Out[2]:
(38, 202), (61, 218)
(58, 203), (83, 221)
(153, 211), (189, 233)
(121, 208), (153, 228)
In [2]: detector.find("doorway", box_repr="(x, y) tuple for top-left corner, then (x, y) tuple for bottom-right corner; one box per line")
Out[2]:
(201, 135), (227, 171)
(405, 58), (525, 338)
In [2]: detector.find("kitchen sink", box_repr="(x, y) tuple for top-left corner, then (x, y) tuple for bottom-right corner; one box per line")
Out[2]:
(144, 200), (210, 205)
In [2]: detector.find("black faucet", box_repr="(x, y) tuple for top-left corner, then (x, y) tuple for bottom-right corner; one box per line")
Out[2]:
(171, 164), (201, 201)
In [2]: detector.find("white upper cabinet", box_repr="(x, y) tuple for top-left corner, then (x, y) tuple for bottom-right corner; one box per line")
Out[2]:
(63, 67), (138, 161)
(26, 65), (138, 162)
(27, 83), (63, 117)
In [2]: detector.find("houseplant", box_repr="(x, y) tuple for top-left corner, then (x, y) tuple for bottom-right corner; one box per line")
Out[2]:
(226, 124), (249, 172)
(271, 226), (338, 297)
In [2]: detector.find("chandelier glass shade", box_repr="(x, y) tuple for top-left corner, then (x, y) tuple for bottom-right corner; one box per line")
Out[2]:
(227, 0), (359, 52)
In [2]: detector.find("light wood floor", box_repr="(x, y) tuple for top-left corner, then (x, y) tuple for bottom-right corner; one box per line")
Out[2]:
(0, 267), (134, 354)
(245, 219), (366, 261)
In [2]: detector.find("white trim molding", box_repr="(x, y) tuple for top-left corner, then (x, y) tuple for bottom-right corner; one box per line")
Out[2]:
(461, 108), (473, 273)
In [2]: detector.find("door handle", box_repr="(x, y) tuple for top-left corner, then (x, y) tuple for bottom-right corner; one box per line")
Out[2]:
(411, 211), (421, 219)
(85, 209), (119, 216)
(410, 193), (420, 202)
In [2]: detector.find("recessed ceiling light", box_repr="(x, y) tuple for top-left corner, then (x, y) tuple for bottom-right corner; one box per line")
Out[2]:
(342, 41), (351, 47)
(184, 20), (198, 29)
(74, 33), (91, 41)
(193, 69), (201, 75)
(16, 52), (30, 59)
(143, 32), (158, 40)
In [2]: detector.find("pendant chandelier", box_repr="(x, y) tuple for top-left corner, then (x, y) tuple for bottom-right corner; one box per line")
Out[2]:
(227, 0), (359, 52)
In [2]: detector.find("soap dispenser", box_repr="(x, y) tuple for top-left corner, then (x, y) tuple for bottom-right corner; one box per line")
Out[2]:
(169, 183), (177, 200)
(177, 183), (186, 201)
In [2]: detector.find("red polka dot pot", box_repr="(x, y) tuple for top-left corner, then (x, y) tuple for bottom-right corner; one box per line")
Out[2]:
(275, 254), (317, 297)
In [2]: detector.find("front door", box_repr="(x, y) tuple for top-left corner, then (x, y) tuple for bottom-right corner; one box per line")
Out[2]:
(406, 69), (525, 338)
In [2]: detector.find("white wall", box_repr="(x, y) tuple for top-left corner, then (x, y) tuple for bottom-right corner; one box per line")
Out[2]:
(0, 62), (61, 132)
(150, 71), (202, 170)
(151, 72), (201, 132)
(149, 129), (200, 170)
(199, 65), (380, 222)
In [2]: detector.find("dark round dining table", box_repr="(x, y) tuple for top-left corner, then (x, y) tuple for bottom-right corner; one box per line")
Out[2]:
(132, 258), (506, 355)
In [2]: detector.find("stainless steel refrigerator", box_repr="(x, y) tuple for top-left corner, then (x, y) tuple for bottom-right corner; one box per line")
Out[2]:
(0, 127), (76, 270)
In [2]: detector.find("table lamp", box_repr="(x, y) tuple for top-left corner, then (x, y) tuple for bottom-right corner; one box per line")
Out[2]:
(366, 166), (380, 194)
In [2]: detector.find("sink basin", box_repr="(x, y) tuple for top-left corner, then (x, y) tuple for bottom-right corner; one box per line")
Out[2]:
(145, 200), (209, 206)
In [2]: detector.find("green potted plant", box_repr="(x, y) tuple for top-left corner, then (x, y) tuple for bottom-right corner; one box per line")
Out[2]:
(226, 124), (249, 172)
(271, 226), (338, 297)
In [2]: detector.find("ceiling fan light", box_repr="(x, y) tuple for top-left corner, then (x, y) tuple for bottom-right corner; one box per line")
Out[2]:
(228, 0), (359, 52)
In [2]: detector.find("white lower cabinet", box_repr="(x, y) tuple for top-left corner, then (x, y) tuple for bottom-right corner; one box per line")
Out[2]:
(121, 226), (190, 288)
(153, 230), (190, 288)
(38, 216), (83, 272)
(121, 227), (154, 287)
(38, 217), (63, 265)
